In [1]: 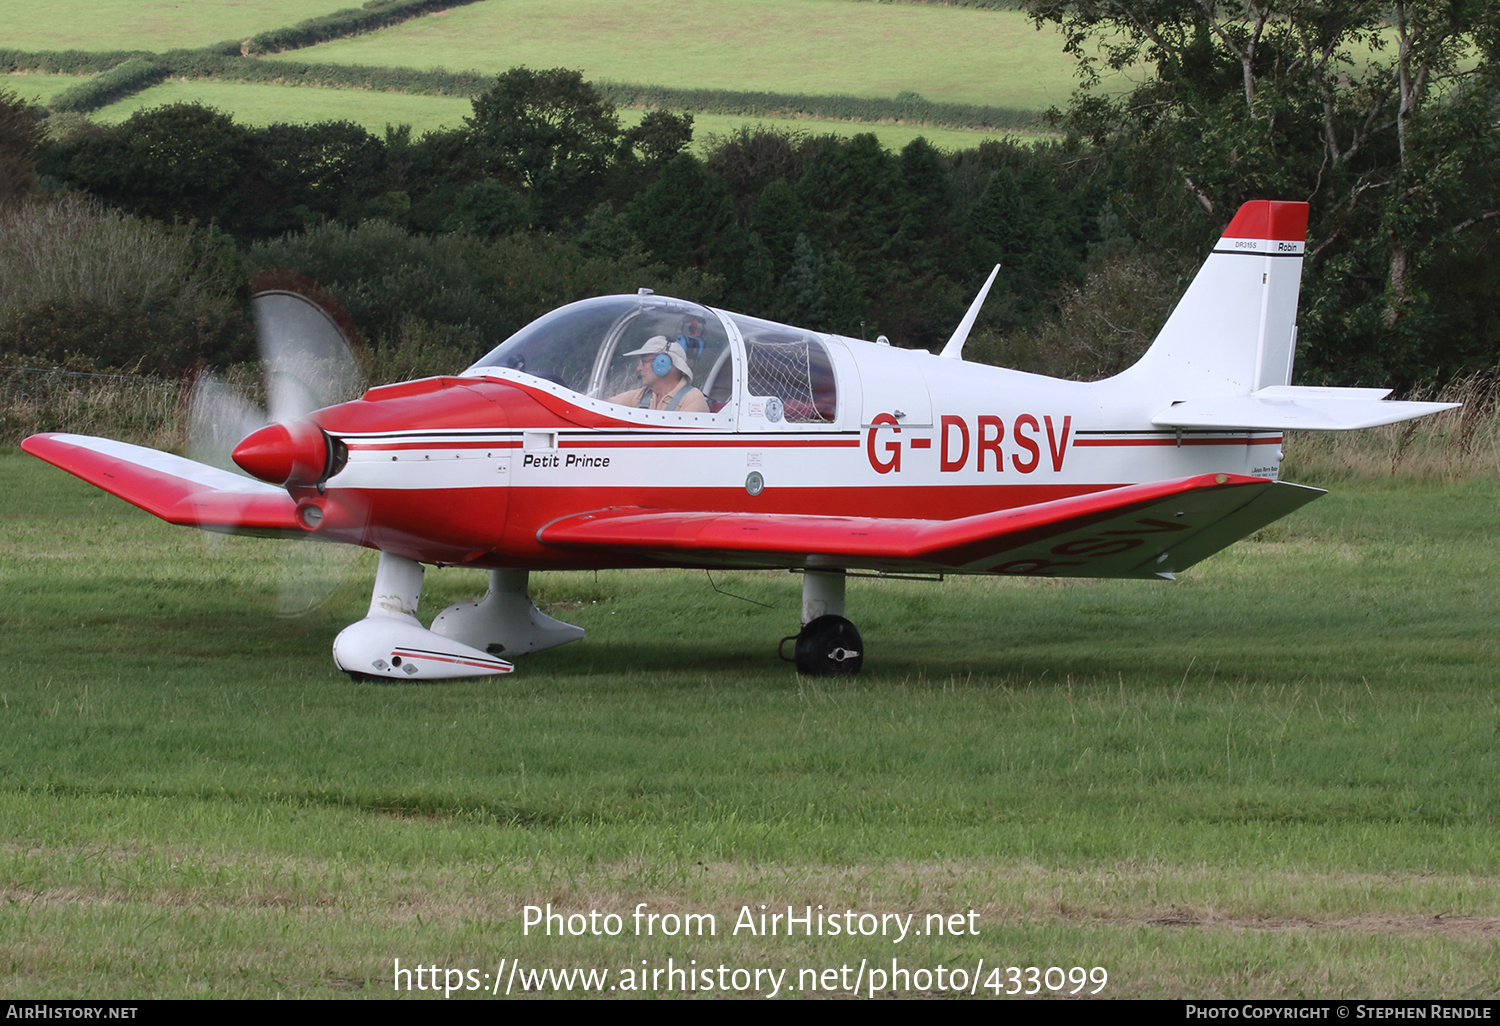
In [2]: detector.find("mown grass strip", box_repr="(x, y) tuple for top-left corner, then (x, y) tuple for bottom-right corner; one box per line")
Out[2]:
(85, 79), (1033, 151)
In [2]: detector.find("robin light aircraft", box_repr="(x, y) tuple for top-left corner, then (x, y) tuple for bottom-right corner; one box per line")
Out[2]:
(23, 201), (1456, 678)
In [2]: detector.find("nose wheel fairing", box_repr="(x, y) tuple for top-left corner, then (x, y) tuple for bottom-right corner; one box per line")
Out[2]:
(333, 554), (584, 681)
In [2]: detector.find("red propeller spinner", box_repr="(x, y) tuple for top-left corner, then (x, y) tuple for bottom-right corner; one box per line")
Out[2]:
(232, 420), (329, 488)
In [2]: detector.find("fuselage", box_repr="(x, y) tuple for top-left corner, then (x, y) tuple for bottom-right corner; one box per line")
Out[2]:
(287, 294), (1282, 571)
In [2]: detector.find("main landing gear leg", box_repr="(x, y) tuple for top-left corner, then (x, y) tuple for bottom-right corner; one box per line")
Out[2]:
(431, 569), (585, 656)
(780, 569), (863, 675)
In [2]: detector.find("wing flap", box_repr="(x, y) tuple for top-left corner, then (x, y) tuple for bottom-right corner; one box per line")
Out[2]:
(538, 473), (1324, 578)
(22, 433), (303, 536)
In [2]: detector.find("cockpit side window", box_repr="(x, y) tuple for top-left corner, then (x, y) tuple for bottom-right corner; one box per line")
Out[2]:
(596, 306), (731, 412)
(729, 313), (837, 423)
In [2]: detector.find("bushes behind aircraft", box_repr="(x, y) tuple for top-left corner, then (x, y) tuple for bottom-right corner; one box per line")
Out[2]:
(11, 56), (1496, 390)
(12, 72), (1105, 379)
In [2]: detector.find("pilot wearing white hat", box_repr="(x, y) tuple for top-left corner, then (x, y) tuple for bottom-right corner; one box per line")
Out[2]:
(607, 336), (709, 412)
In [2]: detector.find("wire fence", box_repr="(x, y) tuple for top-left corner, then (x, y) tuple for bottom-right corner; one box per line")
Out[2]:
(1, 364), (188, 449)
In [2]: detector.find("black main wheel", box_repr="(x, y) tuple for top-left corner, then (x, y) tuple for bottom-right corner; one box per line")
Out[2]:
(793, 614), (864, 675)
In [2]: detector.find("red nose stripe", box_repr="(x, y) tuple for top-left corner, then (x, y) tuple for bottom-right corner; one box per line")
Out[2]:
(232, 421), (327, 486)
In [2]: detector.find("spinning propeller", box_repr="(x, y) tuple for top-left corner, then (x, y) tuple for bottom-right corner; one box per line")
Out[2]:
(187, 273), (367, 613)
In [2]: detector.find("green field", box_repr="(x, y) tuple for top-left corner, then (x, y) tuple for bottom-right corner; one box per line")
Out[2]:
(91, 79), (474, 136)
(1, 0), (356, 52)
(1, 73), (92, 106)
(8, 0), (1091, 149)
(89, 79), (1039, 151)
(3, 448), (1499, 998)
(269, 0), (1091, 109)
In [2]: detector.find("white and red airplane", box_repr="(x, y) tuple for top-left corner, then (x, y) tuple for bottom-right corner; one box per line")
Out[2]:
(23, 201), (1455, 678)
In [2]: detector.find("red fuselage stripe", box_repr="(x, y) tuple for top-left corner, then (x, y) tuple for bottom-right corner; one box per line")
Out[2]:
(559, 438), (860, 449)
(346, 440), (522, 452)
(1073, 437), (1283, 448)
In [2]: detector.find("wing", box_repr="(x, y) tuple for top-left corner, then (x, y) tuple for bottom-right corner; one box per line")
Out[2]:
(22, 433), (302, 537)
(538, 473), (1324, 578)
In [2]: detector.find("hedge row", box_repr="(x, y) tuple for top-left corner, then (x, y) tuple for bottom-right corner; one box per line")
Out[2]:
(169, 54), (495, 97)
(0, 50), (143, 75)
(48, 56), (168, 113)
(597, 82), (1040, 131)
(234, 0), (489, 55)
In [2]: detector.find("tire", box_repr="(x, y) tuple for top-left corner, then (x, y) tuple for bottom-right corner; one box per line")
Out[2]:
(793, 615), (864, 675)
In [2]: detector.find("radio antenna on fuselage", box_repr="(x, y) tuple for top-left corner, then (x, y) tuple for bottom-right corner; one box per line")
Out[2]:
(939, 264), (1001, 360)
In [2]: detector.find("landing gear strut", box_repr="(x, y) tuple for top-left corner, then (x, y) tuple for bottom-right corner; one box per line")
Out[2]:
(332, 555), (583, 681)
(779, 569), (863, 675)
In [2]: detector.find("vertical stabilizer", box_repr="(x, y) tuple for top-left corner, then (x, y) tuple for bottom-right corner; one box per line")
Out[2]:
(1117, 201), (1308, 398)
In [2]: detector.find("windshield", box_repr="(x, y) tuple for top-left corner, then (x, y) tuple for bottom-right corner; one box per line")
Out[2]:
(466, 295), (734, 409)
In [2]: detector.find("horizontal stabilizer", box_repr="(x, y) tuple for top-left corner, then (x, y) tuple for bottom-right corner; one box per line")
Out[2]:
(1153, 387), (1458, 431)
(539, 473), (1324, 578)
(22, 433), (302, 537)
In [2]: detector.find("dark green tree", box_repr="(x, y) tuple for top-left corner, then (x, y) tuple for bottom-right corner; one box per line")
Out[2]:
(0, 88), (46, 206)
(621, 110), (694, 168)
(1026, 0), (1500, 384)
(747, 177), (813, 275)
(705, 126), (814, 216)
(625, 152), (745, 282)
(44, 104), (253, 231)
(465, 67), (622, 225)
(248, 120), (389, 235)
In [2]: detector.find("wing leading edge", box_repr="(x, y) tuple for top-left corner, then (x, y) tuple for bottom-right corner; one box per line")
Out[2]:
(538, 473), (1324, 578)
(22, 433), (302, 537)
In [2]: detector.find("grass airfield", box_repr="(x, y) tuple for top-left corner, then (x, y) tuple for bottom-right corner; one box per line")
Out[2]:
(3, 450), (1498, 998)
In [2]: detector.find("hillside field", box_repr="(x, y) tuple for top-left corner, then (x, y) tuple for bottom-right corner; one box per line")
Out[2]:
(7, 0), (1093, 147)
(267, 0), (1091, 109)
(3, 0), (356, 52)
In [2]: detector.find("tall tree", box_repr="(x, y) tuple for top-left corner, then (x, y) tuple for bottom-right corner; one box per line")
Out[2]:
(1027, 0), (1500, 383)
(465, 67), (622, 226)
(45, 104), (253, 230)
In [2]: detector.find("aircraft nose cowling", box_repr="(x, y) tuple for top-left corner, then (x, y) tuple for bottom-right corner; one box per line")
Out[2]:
(232, 420), (328, 487)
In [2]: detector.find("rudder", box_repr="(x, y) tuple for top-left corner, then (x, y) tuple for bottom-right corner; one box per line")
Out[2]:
(1118, 200), (1309, 398)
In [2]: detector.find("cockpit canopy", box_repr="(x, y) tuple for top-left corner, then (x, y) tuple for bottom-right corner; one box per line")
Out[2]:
(465, 294), (839, 423)
(466, 295), (734, 409)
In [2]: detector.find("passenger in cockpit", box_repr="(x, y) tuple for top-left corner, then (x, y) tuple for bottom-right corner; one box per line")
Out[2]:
(606, 336), (709, 412)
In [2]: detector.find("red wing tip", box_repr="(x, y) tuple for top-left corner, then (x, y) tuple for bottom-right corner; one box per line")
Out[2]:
(1221, 200), (1309, 243)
